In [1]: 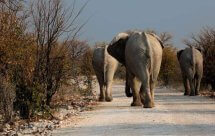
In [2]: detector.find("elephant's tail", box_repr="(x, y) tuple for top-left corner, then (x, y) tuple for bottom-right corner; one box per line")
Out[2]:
(103, 45), (108, 84)
(141, 32), (152, 72)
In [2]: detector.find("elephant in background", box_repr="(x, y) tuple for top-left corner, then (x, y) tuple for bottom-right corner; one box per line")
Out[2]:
(92, 45), (132, 102)
(108, 30), (164, 108)
(177, 47), (203, 96)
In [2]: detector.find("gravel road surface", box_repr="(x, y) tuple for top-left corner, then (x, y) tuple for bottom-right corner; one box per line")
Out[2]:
(52, 84), (215, 136)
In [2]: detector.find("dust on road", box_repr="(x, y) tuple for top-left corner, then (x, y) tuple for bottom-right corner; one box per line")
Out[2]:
(52, 83), (215, 136)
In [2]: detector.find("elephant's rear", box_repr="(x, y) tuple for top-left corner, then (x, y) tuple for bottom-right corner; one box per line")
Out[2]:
(147, 34), (163, 81)
(193, 48), (203, 78)
(179, 48), (193, 76)
(92, 47), (105, 83)
(92, 47), (105, 72)
(125, 32), (163, 82)
(125, 32), (150, 77)
(179, 47), (203, 78)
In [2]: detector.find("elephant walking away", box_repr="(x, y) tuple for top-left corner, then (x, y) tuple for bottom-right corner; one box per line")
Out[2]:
(108, 30), (164, 108)
(177, 47), (203, 96)
(92, 45), (132, 102)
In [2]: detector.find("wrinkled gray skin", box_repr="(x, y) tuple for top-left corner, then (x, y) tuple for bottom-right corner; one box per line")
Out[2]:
(177, 47), (203, 96)
(92, 45), (132, 102)
(108, 31), (163, 108)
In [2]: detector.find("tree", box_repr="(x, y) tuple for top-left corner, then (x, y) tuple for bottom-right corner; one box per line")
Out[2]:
(30, 0), (87, 106)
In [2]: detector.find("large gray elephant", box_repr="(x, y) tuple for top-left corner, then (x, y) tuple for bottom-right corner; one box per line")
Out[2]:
(92, 45), (132, 102)
(177, 47), (203, 96)
(107, 30), (164, 108)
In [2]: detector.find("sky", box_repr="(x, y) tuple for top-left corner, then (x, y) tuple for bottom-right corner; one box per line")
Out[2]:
(65, 0), (215, 48)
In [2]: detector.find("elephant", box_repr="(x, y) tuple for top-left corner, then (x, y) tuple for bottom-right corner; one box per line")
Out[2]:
(107, 30), (164, 108)
(177, 47), (203, 96)
(92, 45), (133, 102)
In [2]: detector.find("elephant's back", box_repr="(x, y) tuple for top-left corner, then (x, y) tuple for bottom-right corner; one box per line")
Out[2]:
(179, 48), (195, 74)
(125, 32), (149, 56)
(106, 53), (118, 68)
(124, 32), (149, 77)
(193, 48), (203, 75)
(125, 32), (148, 66)
(125, 32), (163, 64)
(125, 32), (163, 80)
(180, 47), (202, 64)
(147, 34), (163, 80)
(147, 34), (163, 56)
(193, 48), (203, 64)
(180, 48), (192, 62)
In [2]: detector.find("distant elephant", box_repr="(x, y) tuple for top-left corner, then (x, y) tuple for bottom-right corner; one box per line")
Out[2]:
(107, 30), (164, 108)
(177, 47), (203, 96)
(92, 45), (132, 102)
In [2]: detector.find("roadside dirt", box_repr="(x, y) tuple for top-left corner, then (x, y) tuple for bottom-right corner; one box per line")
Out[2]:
(52, 83), (215, 136)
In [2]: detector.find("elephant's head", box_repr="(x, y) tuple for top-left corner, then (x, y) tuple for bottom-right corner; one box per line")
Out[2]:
(107, 32), (129, 65)
(177, 50), (184, 60)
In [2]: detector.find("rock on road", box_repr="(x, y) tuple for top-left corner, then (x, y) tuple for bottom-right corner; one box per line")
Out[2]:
(52, 83), (215, 136)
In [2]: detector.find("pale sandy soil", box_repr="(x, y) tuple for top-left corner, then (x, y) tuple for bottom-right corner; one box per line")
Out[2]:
(52, 83), (215, 136)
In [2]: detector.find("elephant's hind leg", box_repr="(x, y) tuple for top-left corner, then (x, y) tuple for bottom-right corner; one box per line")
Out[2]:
(140, 85), (153, 108)
(98, 81), (105, 102)
(139, 70), (153, 108)
(104, 64), (117, 102)
(125, 71), (133, 97)
(189, 78), (195, 96)
(96, 73), (105, 101)
(99, 85), (106, 102)
(183, 77), (190, 96)
(130, 76), (142, 106)
(150, 80), (155, 107)
(105, 81), (113, 102)
(186, 68), (195, 96)
(195, 76), (201, 96)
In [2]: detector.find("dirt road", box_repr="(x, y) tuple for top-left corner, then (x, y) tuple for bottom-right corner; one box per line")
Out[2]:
(52, 84), (215, 136)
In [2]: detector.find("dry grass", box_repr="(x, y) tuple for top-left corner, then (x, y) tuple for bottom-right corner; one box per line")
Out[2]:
(200, 90), (215, 99)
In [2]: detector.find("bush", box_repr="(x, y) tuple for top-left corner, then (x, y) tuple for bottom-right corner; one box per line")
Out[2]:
(68, 40), (95, 95)
(0, 1), (36, 119)
(0, 75), (15, 123)
(159, 46), (182, 85)
(156, 32), (182, 86)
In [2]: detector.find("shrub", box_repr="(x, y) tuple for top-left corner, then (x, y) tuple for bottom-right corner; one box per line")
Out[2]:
(0, 75), (15, 123)
(157, 32), (182, 86)
(159, 46), (181, 85)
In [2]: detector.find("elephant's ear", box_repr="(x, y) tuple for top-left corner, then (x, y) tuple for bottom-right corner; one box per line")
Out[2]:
(107, 33), (129, 65)
(177, 50), (184, 60)
(149, 33), (164, 48)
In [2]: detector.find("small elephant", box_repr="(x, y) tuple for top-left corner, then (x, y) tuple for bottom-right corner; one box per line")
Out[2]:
(92, 45), (132, 102)
(108, 30), (164, 108)
(177, 47), (203, 96)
